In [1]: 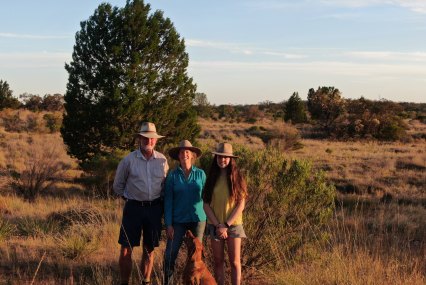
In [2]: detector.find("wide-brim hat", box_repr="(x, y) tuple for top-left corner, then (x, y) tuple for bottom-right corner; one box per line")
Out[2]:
(212, 142), (238, 158)
(135, 122), (165, 139)
(168, 140), (202, 160)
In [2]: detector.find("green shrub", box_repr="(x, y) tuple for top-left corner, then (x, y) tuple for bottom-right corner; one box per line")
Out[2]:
(43, 113), (62, 133)
(245, 125), (302, 150)
(79, 150), (127, 198)
(377, 120), (407, 141)
(0, 217), (15, 242)
(47, 207), (106, 229)
(57, 224), (100, 260)
(199, 145), (336, 271)
(16, 217), (61, 237)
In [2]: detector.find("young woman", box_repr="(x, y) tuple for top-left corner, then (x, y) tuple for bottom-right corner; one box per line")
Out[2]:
(163, 140), (206, 285)
(203, 142), (248, 285)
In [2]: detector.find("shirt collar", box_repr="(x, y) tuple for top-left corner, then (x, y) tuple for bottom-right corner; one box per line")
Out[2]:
(178, 165), (194, 173)
(136, 149), (157, 160)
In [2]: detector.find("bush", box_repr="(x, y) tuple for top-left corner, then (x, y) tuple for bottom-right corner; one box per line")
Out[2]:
(43, 113), (62, 133)
(3, 112), (26, 132)
(7, 141), (71, 201)
(16, 216), (61, 237)
(199, 145), (336, 271)
(377, 120), (407, 141)
(57, 224), (100, 260)
(0, 217), (15, 242)
(245, 124), (302, 150)
(79, 150), (127, 198)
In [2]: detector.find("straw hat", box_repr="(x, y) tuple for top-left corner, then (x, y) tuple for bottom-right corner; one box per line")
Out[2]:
(168, 140), (202, 160)
(135, 122), (165, 139)
(211, 142), (238, 158)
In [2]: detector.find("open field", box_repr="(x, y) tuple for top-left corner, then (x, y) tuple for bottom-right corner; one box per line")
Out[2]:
(198, 117), (426, 201)
(0, 110), (425, 284)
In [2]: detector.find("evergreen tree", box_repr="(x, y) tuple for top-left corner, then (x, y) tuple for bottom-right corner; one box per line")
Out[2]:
(284, 92), (307, 123)
(61, 0), (199, 163)
(0, 80), (20, 110)
(307, 86), (346, 134)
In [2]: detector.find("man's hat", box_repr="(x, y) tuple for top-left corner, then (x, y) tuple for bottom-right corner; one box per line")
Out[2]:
(135, 122), (165, 139)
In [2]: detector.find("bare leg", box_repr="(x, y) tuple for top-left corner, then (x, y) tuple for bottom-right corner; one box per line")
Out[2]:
(142, 245), (155, 281)
(211, 239), (225, 285)
(227, 237), (242, 285)
(119, 246), (133, 284)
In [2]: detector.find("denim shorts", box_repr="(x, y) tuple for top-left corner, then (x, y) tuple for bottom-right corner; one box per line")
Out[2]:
(118, 199), (163, 249)
(206, 223), (247, 239)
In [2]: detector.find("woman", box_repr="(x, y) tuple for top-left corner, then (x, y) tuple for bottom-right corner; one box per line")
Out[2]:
(163, 140), (206, 285)
(203, 142), (248, 285)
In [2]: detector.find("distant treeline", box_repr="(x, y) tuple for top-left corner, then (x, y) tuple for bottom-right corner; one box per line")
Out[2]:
(1, 79), (425, 141)
(194, 88), (426, 141)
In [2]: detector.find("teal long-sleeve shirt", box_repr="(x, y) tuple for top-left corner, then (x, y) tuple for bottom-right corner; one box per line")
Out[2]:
(164, 165), (207, 227)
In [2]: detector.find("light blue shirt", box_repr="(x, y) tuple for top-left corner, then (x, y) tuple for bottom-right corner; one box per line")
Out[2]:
(113, 149), (169, 201)
(164, 165), (207, 226)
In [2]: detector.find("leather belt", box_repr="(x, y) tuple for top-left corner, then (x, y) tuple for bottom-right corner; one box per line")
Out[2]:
(126, 197), (162, 207)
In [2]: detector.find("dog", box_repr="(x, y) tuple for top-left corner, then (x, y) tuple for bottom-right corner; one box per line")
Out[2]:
(183, 230), (217, 285)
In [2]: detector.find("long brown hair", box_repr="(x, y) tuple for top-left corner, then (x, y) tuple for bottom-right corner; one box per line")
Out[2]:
(203, 155), (248, 204)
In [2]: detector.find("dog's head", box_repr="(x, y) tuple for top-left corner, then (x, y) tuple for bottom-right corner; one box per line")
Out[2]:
(184, 230), (203, 262)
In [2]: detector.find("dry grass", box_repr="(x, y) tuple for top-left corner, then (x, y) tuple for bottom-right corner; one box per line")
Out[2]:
(287, 139), (426, 199)
(0, 111), (425, 284)
(270, 201), (425, 285)
(200, 117), (426, 200)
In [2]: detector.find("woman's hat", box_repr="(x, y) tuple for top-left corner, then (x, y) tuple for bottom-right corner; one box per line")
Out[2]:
(135, 122), (165, 139)
(168, 140), (202, 160)
(212, 142), (238, 158)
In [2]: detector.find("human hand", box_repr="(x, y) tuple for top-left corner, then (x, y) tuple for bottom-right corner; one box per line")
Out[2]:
(166, 226), (174, 240)
(215, 224), (228, 240)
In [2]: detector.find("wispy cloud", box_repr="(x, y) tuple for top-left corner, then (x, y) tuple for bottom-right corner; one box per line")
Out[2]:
(346, 51), (426, 62)
(186, 39), (251, 54)
(188, 38), (426, 63)
(321, 0), (426, 14)
(190, 60), (426, 79)
(186, 39), (308, 59)
(395, 0), (426, 14)
(0, 32), (71, 39)
(243, 1), (302, 10)
(0, 51), (71, 68)
(245, 0), (426, 14)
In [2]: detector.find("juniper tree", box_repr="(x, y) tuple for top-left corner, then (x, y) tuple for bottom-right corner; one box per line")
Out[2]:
(61, 0), (199, 163)
(307, 86), (346, 134)
(284, 92), (307, 123)
(0, 80), (20, 110)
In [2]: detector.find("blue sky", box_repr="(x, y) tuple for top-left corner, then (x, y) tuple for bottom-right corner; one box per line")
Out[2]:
(1, 0), (425, 104)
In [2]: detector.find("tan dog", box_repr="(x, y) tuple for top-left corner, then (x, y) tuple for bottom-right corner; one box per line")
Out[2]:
(183, 230), (217, 285)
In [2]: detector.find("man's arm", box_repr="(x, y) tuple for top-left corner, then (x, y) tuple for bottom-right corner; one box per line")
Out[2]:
(113, 157), (129, 197)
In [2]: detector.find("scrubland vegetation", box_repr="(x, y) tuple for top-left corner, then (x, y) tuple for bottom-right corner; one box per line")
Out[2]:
(0, 105), (424, 285)
(1, 1), (424, 283)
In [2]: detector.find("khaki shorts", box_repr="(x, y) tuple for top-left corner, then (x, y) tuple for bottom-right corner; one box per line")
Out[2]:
(206, 223), (247, 239)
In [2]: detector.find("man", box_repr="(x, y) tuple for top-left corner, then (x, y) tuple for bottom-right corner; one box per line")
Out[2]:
(113, 122), (169, 285)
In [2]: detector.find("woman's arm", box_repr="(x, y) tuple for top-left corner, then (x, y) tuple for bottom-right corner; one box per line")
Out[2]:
(164, 172), (174, 239)
(204, 202), (228, 239)
(225, 198), (245, 227)
(203, 202), (219, 226)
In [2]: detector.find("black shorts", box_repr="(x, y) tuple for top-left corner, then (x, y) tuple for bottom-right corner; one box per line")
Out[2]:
(118, 199), (163, 249)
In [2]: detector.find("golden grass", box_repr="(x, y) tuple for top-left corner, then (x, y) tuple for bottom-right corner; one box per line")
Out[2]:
(267, 198), (425, 285)
(200, 117), (426, 199)
(273, 247), (424, 285)
(0, 111), (425, 284)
